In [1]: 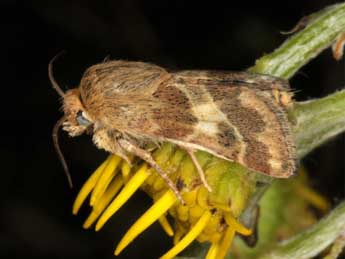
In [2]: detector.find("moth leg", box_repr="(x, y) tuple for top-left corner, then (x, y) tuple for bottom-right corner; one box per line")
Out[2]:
(118, 139), (184, 204)
(183, 148), (212, 192)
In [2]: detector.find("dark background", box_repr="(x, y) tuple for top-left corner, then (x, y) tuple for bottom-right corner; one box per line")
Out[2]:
(2, 0), (344, 258)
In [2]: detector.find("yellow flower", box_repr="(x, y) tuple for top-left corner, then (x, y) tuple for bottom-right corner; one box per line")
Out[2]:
(73, 143), (260, 259)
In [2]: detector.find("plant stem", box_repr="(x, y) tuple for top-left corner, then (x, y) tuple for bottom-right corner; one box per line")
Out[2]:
(293, 89), (345, 158)
(249, 3), (345, 79)
(257, 202), (345, 259)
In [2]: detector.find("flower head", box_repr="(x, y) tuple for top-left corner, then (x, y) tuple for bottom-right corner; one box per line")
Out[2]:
(73, 143), (256, 259)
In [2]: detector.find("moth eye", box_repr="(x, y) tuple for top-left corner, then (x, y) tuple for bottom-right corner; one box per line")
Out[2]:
(76, 111), (92, 126)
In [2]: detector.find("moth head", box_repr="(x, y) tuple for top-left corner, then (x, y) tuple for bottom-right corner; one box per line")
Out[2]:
(48, 53), (94, 137)
(62, 89), (93, 137)
(49, 52), (94, 188)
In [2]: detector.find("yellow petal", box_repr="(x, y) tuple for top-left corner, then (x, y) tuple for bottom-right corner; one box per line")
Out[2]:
(83, 176), (123, 229)
(121, 160), (131, 181)
(224, 213), (252, 236)
(90, 155), (121, 206)
(115, 190), (177, 255)
(205, 242), (219, 259)
(158, 215), (174, 237)
(295, 183), (330, 212)
(208, 232), (222, 244)
(217, 226), (236, 259)
(160, 211), (212, 259)
(203, 213), (220, 235)
(173, 224), (184, 245)
(95, 164), (149, 231)
(72, 156), (111, 215)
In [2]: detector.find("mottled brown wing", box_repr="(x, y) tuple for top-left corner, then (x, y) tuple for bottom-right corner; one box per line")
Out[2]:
(79, 62), (295, 178)
(148, 71), (296, 178)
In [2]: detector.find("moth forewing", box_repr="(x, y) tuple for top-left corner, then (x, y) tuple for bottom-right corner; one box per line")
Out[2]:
(57, 60), (296, 201)
(147, 70), (296, 178)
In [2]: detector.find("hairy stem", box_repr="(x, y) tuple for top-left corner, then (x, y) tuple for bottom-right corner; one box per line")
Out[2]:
(249, 3), (345, 79)
(293, 89), (345, 158)
(257, 202), (345, 259)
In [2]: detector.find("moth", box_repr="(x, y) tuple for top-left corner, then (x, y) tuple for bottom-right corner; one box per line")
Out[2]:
(51, 55), (296, 202)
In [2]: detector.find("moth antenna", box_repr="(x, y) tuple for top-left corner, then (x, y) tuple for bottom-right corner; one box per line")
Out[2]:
(53, 116), (73, 188)
(49, 51), (66, 97)
(103, 55), (111, 62)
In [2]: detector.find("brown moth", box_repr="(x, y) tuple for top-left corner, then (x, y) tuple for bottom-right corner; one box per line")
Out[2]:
(50, 56), (296, 202)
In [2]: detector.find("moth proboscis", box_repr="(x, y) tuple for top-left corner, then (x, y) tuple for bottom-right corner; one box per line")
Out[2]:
(50, 54), (296, 203)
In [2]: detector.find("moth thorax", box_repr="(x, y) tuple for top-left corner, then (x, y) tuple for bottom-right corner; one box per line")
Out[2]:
(61, 88), (91, 137)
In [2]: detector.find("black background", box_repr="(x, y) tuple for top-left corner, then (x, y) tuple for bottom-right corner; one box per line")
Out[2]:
(2, 0), (344, 258)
